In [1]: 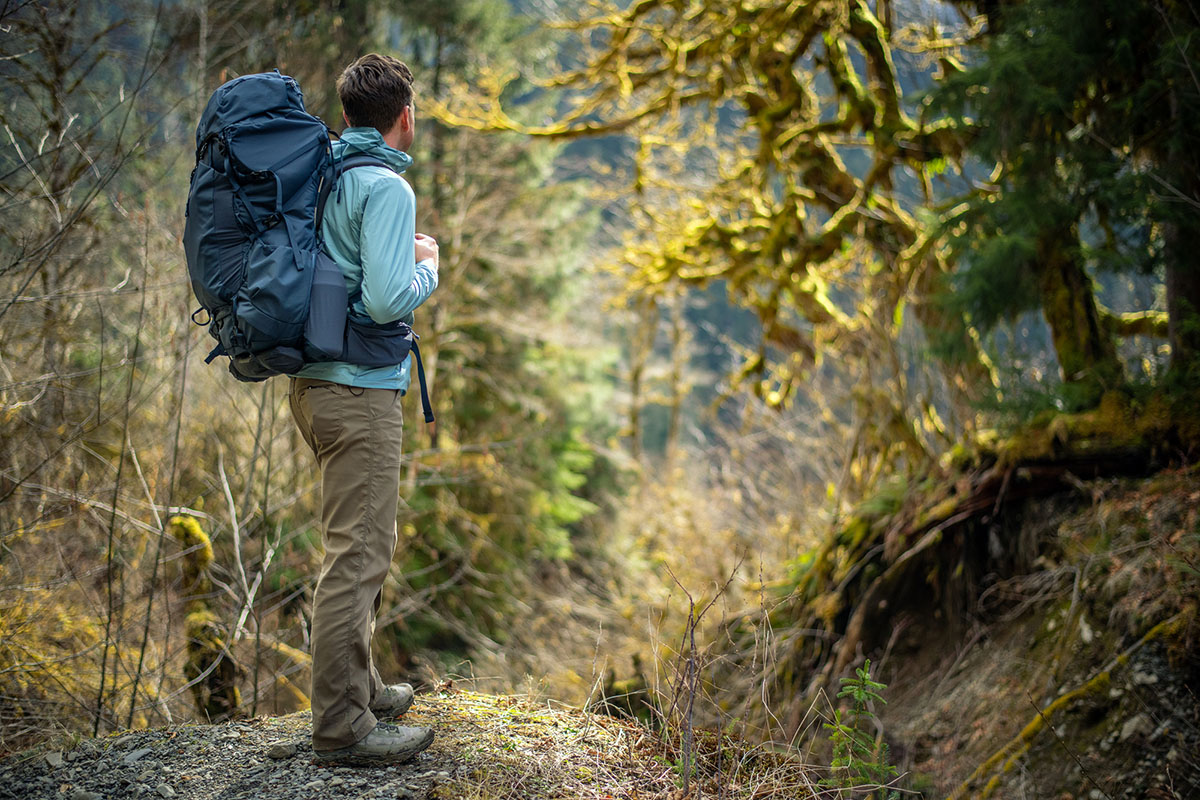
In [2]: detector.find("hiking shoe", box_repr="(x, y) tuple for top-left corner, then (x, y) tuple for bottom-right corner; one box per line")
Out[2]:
(313, 722), (434, 767)
(370, 682), (415, 717)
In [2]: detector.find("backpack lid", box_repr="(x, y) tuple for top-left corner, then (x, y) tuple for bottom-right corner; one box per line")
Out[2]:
(195, 71), (309, 152)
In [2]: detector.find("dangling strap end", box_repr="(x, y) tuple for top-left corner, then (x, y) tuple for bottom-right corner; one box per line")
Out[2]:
(411, 341), (436, 426)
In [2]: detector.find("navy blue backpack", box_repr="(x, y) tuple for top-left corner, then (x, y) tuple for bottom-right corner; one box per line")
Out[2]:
(183, 71), (433, 422)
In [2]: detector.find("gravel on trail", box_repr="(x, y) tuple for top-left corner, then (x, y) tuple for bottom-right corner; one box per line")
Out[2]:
(0, 709), (461, 800)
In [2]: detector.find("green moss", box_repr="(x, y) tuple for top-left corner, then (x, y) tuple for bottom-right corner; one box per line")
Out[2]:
(837, 516), (872, 551)
(169, 515), (213, 568)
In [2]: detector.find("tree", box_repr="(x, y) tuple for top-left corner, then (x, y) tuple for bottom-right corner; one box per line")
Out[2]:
(936, 0), (1200, 403)
(367, 0), (616, 664)
(433, 0), (1006, 494)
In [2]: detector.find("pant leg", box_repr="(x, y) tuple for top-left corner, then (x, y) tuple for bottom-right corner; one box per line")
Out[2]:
(289, 378), (403, 751)
(369, 589), (385, 706)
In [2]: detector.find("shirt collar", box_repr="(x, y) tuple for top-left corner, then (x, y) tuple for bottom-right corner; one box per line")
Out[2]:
(338, 127), (413, 173)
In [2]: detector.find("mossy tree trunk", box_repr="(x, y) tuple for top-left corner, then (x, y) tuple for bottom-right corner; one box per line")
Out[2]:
(1164, 219), (1200, 381)
(170, 516), (242, 722)
(1035, 225), (1121, 406)
(1161, 87), (1200, 383)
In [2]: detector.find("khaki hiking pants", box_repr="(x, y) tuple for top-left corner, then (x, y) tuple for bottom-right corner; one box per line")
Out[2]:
(289, 377), (404, 751)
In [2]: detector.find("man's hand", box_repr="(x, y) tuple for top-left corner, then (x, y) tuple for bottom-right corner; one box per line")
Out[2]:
(414, 233), (439, 267)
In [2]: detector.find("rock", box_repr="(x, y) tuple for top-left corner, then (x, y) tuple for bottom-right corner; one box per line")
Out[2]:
(1079, 616), (1094, 644)
(1119, 713), (1153, 741)
(71, 791), (103, 800)
(1131, 671), (1159, 686)
(266, 742), (297, 760)
(155, 784), (175, 798)
(304, 779), (326, 791)
(329, 776), (344, 787)
(123, 748), (154, 765)
(44, 752), (64, 768)
(436, 771), (450, 782)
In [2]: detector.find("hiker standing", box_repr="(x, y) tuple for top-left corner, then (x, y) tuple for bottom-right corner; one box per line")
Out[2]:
(288, 53), (439, 766)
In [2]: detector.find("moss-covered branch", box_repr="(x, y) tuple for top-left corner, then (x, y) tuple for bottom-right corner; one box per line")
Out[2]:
(1099, 307), (1170, 338)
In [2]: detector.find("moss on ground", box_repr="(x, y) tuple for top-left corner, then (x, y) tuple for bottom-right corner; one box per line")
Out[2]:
(250, 689), (819, 800)
(407, 690), (815, 800)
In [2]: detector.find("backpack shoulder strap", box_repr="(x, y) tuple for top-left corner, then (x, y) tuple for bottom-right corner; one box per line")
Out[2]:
(336, 153), (395, 177)
(315, 154), (396, 232)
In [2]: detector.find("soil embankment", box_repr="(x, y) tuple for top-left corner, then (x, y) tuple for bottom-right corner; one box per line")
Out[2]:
(881, 470), (1200, 798)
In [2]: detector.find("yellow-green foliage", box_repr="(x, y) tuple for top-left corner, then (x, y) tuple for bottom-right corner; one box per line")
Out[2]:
(0, 565), (164, 748)
(169, 515), (214, 607)
(998, 389), (1200, 465)
(169, 515), (213, 569)
(183, 609), (242, 723)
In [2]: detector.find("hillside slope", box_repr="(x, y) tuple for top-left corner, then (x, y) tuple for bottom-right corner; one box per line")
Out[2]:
(878, 469), (1200, 798)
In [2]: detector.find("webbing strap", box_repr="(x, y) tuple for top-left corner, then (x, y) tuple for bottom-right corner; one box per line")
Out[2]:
(226, 153), (274, 235)
(411, 340), (435, 425)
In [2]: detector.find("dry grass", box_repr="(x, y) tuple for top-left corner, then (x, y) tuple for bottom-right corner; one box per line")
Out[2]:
(404, 689), (820, 800)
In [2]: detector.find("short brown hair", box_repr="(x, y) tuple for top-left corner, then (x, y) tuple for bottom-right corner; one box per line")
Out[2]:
(336, 53), (414, 133)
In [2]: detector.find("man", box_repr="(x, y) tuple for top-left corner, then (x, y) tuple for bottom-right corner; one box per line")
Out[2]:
(288, 53), (439, 766)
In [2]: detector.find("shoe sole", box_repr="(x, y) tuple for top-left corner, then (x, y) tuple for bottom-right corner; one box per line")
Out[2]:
(312, 730), (433, 768)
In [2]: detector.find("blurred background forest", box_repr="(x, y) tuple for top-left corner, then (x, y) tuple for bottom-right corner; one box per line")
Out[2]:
(2, 0), (1199, 796)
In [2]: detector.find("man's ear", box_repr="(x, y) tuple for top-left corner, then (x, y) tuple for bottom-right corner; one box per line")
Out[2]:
(342, 111), (351, 128)
(399, 105), (413, 132)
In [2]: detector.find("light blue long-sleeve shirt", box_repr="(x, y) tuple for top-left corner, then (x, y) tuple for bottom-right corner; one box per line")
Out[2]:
(294, 128), (438, 390)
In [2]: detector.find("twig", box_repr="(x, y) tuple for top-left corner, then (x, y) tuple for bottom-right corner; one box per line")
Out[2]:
(126, 307), (190, 727)
(217, 448), (253, 647)
(1025, 691), (1112, 800)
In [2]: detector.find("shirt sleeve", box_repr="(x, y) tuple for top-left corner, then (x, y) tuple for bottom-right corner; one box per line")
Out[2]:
(358, 174), (438, 324)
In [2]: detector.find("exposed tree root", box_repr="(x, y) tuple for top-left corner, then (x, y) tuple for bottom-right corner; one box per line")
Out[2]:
(760, 425), (1189, 746)
(798, 449), (1157, 711)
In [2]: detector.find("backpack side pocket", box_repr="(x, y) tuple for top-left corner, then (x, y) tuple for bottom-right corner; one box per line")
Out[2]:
(305, 250), (348, 360)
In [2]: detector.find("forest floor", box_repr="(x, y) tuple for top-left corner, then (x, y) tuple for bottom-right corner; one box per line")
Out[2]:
(0, 689), (819, 800)
(879, 469), (1200, 799)
(3, 476), (1197, 800)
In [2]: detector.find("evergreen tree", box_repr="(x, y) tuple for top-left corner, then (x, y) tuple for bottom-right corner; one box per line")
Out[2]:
(938, 0), (1200, 400)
